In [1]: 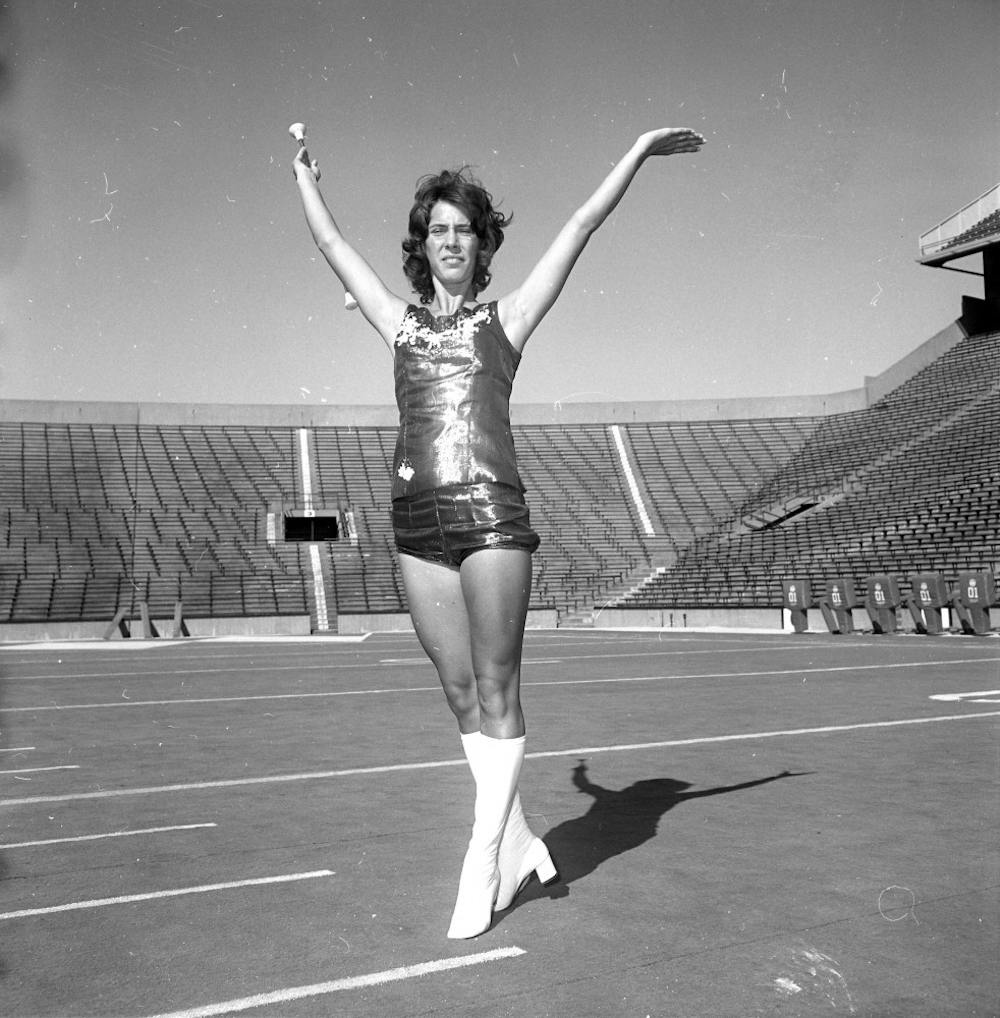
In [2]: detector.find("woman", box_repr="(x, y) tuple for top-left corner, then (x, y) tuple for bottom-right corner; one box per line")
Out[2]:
(292, 126), (705, 938)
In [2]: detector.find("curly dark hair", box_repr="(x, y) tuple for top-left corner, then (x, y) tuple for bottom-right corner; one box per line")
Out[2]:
(401, 167), (512, 304)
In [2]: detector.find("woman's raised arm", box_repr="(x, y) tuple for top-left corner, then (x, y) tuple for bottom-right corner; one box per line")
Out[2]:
(498, 128), (704, 352)
(293, 148), (406, 346)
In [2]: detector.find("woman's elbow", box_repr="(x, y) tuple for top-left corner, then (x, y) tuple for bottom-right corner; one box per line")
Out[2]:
(570, 208), (601, 238)
(315, 236), (344, 263)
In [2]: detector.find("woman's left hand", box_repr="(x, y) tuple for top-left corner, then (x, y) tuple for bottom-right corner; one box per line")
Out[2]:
(637, 128), (706, 158)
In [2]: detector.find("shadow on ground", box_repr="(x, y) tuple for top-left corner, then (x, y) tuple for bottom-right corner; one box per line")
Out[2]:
(504, 761), (809, 912)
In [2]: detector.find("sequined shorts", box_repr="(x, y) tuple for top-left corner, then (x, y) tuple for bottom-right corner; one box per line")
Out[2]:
(392, 483), (540, 569)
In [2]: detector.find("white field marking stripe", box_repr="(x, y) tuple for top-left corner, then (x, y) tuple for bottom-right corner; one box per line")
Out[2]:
(535, 657), (1000, 688)
(0, 765), (80, 775)
(309, 543), (330, 631)
(0, 869), (334, 921)
(524, 711), (1000, 759)
(531, 630), (782, 640)
(610, 423), (655, 536)
(930, 690), (1000, 701)
(297, 428), (313, 513)
(0, 634), (373, 651)
(1, 643), (813, 683)
(0, 642), (168, 653)
(1, 822), (217, 850)
(381, 657), (563, 666)
(10, 637), (978, 684)
(8, 655), (999, 715)
(1, 661), (382, 682)
(147, 947), (526, 1018)
(0, 747), (35, 752)
(202, 634), (370, 643)
(0, 758), (466, 806)
(0, 686), (439, 713)
(3, 711), (998, 809)
(383, 645), (815, 666)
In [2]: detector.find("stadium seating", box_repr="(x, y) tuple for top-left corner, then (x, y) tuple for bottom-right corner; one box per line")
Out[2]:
(940, 209), (1000, 254)
(614, 330), (999, 613)
(1, 328), (997, 632)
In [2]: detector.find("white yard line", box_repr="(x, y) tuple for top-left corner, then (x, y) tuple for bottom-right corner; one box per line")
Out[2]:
(526, 711), (1000, 759)
(5, 656), (998, 714)
(930, 689), (1000, 703)
(145, 947), (526, 1018)
(3, 711), (997, 808)
(0, 765), (80, 775)
(2, 822), (217, 850)
(0, 870), (334, 921)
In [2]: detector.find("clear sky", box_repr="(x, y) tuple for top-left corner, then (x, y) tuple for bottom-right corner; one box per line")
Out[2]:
(1, 0), (996, 410)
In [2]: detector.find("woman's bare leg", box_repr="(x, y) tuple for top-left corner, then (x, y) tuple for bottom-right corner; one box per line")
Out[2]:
(399, 548), (531, 737)
(400, 548), (537, 935)
(398, 553), (478, 733)
(460, 548), (532, 739)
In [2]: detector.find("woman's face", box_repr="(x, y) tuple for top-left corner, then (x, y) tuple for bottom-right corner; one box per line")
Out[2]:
(425, 201), (479, 293)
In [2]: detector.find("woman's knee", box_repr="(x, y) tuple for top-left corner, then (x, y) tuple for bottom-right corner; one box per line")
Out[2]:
(475, 669), (521, 721)
(441, 675), (479, 724)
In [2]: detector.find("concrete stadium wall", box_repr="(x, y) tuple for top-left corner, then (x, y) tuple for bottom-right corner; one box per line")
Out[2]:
(863, 320), (967, 405)
(0, 621), (118, 643)
(594, 607), (788, 631)
(0, 614), (312, 643)
(336, 609), (558, 634)
(0, 392), (862, 427)
(513, 390), (866, 424)
(0, 400), (401, 427)
(592, 606), (935, 634)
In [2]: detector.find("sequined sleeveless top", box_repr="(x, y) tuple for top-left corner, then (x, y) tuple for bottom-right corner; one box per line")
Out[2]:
(391, 301), (523, 500)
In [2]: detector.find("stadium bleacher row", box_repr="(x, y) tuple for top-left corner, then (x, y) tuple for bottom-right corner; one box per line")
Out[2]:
(940, 208), (1000, 254)
(1, 328), (997, 633)
(615, 330), (999, 611)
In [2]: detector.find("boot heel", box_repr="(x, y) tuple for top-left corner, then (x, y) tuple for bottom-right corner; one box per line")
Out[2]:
(535, 852), (557, 885)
